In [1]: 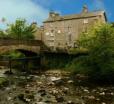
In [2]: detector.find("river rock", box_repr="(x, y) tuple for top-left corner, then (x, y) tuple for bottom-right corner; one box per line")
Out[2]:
(63, 87), (69, 94)
(99, 92), (105, 95)
(87, 95), (95, 100)
(4, 70), (13, 75)
(50, 76), (61, 82)
(50, 77), (63, 85)
(38, 89), (46, 96)
(37, 81), (43, 85)
(20, 76), (26, 80)
(18, 94), (25, 102)
(111, 92), (114, 95)
(5, 87), (11, 91)
(36, 102), (46, 104)
(83, 89), (89, 93)
(67, 80), (74, 84)
(41, 75), (46, 79)
(67, 100), (74, 104)
(25, 98), (31, 102)
(25, 90), (30, 94)
(51, 89), (59, 95)
(7, 96), (12, 101)
(26, 94), (34, 100)
(102, 102), (106, 104)
(47, 82), (55, 86)
(12, 85), (16, 90)
(55, 96), (64, 102)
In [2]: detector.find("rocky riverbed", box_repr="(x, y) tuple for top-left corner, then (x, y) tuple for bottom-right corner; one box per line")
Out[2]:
(0, 70), (114, 104)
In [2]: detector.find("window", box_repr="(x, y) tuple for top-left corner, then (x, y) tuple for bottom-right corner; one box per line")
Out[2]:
(57, 30), (61, 34)
(47, 37), (55, 41)
(45, 32), (49, 36)
(94, 19), (98, 23)
(49, 42), (54, 46)
(51, 30), (54, 33)
(68, 33), (71, 42)
(84, 19), (88, 24)
(50, 33), (54, 36)
(50, 30), (54, 36)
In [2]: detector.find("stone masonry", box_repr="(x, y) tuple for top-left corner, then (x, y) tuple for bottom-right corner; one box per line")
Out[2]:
(34, 5), (107, 51)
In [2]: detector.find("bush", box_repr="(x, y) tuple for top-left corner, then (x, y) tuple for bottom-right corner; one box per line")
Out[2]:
(69, 23), (114, 83)
(0, 77), (9, 87)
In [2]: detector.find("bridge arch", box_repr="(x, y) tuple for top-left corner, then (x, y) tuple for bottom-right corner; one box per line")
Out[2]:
(16, 49), (38, 57)
(0, 39), (48, 55)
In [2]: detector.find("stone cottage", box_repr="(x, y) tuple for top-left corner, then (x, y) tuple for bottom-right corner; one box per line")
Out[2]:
(37, 5), (107, 50)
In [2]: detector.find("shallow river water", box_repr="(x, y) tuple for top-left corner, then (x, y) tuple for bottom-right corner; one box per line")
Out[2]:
(0, 70), (114, 104)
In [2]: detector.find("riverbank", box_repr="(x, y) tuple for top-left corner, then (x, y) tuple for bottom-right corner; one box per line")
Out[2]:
(0, 69), (114, 104)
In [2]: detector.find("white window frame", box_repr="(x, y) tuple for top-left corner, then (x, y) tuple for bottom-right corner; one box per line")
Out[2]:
(84, 19), (88, 24)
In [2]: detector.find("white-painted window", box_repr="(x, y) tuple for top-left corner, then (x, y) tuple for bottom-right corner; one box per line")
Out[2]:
(50, 33), (54, 36)
(45, 32), (49, 36)
(49, 42), (54, 46)
(84, 19), (88, 24)
(57, 30), (61, 34)
(48, 37), (55, 41)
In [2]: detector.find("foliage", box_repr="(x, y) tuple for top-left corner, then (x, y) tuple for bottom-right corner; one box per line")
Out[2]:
(69, 23), (114, 83)
(68, 47), (88, 55)
(42, 53), (73, 69)
(7, 19), (36, 39)
(3, 50), (25, 59)
(0, 30), (9, 39)
(0, 77), (8, 87)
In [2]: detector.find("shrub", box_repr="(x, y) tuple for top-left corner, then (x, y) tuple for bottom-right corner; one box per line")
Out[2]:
(69, 23), (114, 83)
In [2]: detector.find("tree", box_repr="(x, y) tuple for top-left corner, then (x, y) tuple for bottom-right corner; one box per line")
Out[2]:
(0, 30), (6, 38)
(70, 23), (114, 83)
(7, 19), (36, 39)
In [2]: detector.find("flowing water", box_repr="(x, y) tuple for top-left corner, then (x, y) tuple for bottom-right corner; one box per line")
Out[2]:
(0, 69), (114, 104)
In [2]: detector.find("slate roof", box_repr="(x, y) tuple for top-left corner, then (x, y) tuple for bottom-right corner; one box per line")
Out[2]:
(43, 11), (106, 23)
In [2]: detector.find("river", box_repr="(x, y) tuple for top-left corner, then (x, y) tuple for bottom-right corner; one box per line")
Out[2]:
(0, 69), (114, 104)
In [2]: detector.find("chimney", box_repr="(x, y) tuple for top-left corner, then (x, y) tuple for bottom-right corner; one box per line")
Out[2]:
(49, 11), (60, 18)
(31, 22), (38, 29)
(82, 5), (88, 13)
(49, 11), (55, 18)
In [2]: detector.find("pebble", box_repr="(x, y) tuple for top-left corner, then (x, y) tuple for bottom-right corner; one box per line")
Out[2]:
(63, 87), (69, 93)
(1, 71), (114, 104)
(52, 89), (59, 95)
(38, 89), (46, 96)
(87, 95), (95, 100)
(110, 92), (114, 95)
(7, 96), (12, 100)
(5, 87), (11, 91)
(36, 102), (46, 104)
(67, 80), (74, 84)
(56, 96), (64, 102)
(102, 102), (106, 104)
(47, 82), (55, 86)
(99, 92), (105, 95)
(83, 89), (89, 93)
(67, 100), (74, 104)
(25, 98), (31, 102)
(50, 77), (61, 81)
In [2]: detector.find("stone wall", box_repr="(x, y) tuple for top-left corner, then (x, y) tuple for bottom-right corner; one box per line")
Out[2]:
(0, 39), (44, 54)
(0, 45), (40, 54)
(43, 10), (106, 50)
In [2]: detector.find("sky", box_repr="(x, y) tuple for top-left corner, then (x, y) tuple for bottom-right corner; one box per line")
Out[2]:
(0, 0), (113, 29)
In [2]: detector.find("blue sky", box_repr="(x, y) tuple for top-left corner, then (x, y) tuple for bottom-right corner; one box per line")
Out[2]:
(0, 0), (113, 29)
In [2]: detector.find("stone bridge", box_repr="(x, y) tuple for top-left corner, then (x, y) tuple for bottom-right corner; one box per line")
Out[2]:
(0, 39), (47, 54)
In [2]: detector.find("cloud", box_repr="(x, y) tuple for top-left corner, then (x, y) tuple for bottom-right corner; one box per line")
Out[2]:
(0, 0), (49, 29)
